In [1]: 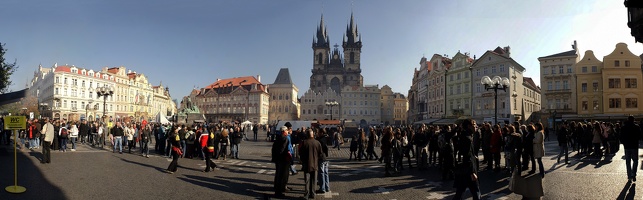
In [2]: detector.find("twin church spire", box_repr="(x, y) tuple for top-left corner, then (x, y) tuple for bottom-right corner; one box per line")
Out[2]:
(312, 13), (361, 49)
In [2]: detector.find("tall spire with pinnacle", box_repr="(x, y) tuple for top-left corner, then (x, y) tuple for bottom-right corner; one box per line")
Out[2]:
(343, 12), (362, 48)
(313, 14), (329, 48)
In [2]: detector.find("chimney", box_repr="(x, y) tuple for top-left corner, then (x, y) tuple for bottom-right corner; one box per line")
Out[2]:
(504, 46), (511, 57)
(217, 78), (221, 81)
(572, 40), (578, 52)
(257, 75), (261, 82)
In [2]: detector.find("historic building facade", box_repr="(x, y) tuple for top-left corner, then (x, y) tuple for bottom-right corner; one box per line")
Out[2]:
(268, 68), (300, 124)
(575, 50), (604, 117)
(538, 41), (579, 118)
(471, 47), (529, 123)
(192, 76), (270, 124)
(427, 54), (450, 119)
(381, 85), (408, 126)
(601, 43), (643, 116)
(28, 64), (176, 122)
(445, 52), (474, 118)
(300, 88), (342, 121)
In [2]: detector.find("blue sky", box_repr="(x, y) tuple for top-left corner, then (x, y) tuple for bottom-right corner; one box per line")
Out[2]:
(1, 0), (641, 101)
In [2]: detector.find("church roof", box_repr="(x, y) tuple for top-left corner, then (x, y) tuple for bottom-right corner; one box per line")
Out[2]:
(273, 68), (293, 85)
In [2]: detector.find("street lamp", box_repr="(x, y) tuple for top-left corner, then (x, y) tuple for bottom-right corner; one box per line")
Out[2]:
(325, 101), (339, 120)
(96, 85), (114, 146)
(481, 75), (510, 125)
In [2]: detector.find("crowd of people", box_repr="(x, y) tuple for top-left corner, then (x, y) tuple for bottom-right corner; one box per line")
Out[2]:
(3, 115), (643, 199)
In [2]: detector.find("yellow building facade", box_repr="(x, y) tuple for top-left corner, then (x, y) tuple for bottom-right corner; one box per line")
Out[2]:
(601, 43), (643, 116)
(575, 50), (604, 116)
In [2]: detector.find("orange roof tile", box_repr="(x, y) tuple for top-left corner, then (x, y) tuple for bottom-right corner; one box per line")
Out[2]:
(205, 76), (262, 89)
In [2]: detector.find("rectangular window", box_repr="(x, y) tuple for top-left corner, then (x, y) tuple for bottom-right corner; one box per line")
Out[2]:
(450, 75), (454, 81)
(464, 84), (469, 93)
(476, 69), (480, 76)
(582, 67), (587, 73)
(563, 80), (569, 89)
(593, 100), (599, 110)
(615, 60), (620, 67)
(609, 78), (621, 88)
(551, 67), (556, 74)
(625, 78), (637, 88)
(627, 98), (638, 108)
(559, 66), (564, 74)
(626, 60), (630, 67)
(556, 99), (561, 109)
(547, 81), (552, 90)
(581, 83), (587, 92)
(483, 68), (488, 75)
(449, 86), (453, 95)
(492, 66), (496, 73)
(582, 101), (588, 110)
(457, 73), (461, 80)
(592, 82), (598, 91)
(567, 66), (572, 73)
(592, 66), (597, 72)
(464, 71), (469, 78)
(609, 98), (621, 108)
(543, 67), (549, 75)
(500, 64), (505, 72)
(555, 81), (560, 90)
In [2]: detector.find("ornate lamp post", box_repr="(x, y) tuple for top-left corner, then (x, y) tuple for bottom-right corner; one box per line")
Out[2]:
(96, 85), (114, 145)
(325, 101), (339, 120)
(481, 75), (510, 125)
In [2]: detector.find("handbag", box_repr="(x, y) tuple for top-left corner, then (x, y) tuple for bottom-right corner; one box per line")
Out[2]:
(172, 146), (183, 156)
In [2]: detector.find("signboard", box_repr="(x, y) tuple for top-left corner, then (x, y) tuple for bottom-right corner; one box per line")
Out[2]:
(4, 116), (26, 130)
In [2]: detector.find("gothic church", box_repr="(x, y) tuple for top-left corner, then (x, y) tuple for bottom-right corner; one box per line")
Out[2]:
(310, 13), (363, 94)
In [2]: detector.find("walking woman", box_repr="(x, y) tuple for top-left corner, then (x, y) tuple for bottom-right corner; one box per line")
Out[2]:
(489, 124), (502, 171)
(166, 126), (181, 174)
(366, 128), (379, 161)
(141, 125), (152, 158)
(357, 130), (367, 161)
(592, 122), (603, 158)
(127, 124), (135, 153)
(531, 123), (545, 178)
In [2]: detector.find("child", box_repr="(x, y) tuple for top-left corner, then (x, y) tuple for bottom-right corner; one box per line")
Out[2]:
(349, 135), (358, 160)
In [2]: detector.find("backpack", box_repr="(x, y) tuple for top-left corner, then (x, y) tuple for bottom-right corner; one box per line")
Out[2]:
(186, 131), (196, 142)
(60, 128), (69, 138)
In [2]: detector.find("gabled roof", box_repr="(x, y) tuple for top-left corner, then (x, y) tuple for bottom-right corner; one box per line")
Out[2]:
(538, 49), (577, 59)
(523, 77), (541, 93)
(272, 68), (293, 85)
(470, 48), (526, 72)
(206, 76), (262, 89)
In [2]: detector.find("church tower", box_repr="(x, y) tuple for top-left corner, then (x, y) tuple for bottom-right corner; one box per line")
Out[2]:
(311, 15), (330, 92)
(343, 12), (363, 87)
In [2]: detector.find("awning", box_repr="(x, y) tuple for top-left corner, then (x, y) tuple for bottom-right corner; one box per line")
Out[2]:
(193, 120), (205, 123)
(0, 89), (27, 106)
(317, 120), (341, 125)
(412, 119), (440, 125)
(433, 118), (461, 125)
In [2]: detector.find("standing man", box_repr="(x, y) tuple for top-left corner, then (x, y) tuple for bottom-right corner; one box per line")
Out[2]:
(253, 123), (259, 141)
(41, 119), (54, 164)
(271, 126), (291, 198)
(620, 115), (642, 182)
(79, 120), (89, 144)
(231, 126), (242, 159)
(453, 119), (481, 200)
(179, 124), (187, 158)
(557, 122), (570, 164)
(317, 129), (330, 194)
(300, 129), (325, 199)
(112, 122), (124, 154)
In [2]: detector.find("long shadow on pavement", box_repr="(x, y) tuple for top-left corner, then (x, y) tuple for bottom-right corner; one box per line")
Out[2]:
(0, 145), (66, 200)
(178, 174), (273, 199)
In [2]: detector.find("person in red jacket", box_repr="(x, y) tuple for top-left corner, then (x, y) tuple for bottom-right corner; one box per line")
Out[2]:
(201, 129), (217, 172)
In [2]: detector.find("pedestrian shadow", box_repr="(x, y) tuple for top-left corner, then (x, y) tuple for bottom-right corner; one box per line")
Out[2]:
(616, 181), (635, 200)
(0, 145), (67, 200)
(117, 156), (168, 173)
(178, 174), (273, 199)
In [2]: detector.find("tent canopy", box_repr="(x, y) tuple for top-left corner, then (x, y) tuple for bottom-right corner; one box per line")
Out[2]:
(156, 113), (170, 124)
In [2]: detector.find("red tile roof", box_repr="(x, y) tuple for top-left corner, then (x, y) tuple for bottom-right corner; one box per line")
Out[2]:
(55, 65), (113, 81)
(205, 76), (262, 89)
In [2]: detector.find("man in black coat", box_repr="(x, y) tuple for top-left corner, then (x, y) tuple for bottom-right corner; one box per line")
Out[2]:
(300, 129), (325, 199)
(620, 116), (642, 182)
(271, 126), (291, 198)
(79, 120), (90, 144)
(453, 119), (481, 200)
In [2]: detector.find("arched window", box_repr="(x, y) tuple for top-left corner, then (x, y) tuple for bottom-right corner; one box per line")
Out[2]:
(318, 52), (323, 64)
(350, 52), (355, 64)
